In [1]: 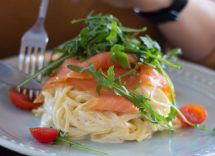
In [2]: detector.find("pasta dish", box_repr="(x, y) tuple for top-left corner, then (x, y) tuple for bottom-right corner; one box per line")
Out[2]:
(33, 52), (179, 143)
(13, 13), (207, 148)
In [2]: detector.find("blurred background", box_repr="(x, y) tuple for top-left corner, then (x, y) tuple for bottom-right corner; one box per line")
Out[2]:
(0, 0), (163, 59)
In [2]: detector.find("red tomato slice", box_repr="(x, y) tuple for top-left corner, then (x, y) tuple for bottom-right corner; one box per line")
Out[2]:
(177, 104), (207, 127)
(30, 128), (59, 144)
(8, 87), (41, 110)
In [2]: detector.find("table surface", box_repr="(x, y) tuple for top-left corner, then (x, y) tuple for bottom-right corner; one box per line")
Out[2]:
(0, 146), (25, 156)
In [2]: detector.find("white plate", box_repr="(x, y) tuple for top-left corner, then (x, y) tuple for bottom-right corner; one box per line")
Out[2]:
(0, 60), (215, 156)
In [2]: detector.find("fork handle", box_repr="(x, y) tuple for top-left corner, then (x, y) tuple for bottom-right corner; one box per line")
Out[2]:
(38, 0), (49, 19)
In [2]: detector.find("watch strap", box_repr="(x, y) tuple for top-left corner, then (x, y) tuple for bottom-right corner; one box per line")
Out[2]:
(135, 0), (188, 24)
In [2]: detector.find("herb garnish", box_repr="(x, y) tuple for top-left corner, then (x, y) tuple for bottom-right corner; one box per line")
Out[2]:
(54, 130), (107, 155)
(18, 12), (180, 88)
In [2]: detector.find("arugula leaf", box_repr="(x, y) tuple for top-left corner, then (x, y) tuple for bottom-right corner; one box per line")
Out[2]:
(133, 82), (141, 91)
(54, 131), (107, 155)
(110, 44), (124, 53)
(110, 44), (130, 68)
(199, 125), (207, 131)
(165, 48), (182, 60)
(106, 21), (118, 41)
(107, 66), (115, 83)
(140, 35), (161, 51)
(17, 54), (71, 88)
(96, 84), (102, 95)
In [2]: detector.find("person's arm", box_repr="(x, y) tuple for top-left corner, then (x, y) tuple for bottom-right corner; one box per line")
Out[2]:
(103, 0), (215, 63)
(157, 0), (215, 62)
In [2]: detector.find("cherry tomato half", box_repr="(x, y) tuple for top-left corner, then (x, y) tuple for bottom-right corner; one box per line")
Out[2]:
(30, 128), (59, 144)
(177, 104), (207, 127)
(8, 87), (41, 110)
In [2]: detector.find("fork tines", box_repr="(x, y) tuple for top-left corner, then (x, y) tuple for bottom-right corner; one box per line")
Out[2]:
(18, 87), (40, 101)
(19, 46), (45, 80)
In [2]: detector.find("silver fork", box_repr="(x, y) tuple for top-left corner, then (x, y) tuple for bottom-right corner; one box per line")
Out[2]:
(18, 0), (49, 99)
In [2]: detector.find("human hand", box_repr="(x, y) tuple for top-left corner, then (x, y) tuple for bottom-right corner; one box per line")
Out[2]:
(102, 0), (172, 11)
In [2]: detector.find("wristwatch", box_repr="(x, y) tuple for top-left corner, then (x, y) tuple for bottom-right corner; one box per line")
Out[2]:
(134, 0), (188, 24)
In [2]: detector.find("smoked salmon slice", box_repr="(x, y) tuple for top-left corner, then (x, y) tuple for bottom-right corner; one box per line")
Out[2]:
(43, 52), (136, 87)
(85, 96), (139, 114)
(40, 52), (172, 114)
